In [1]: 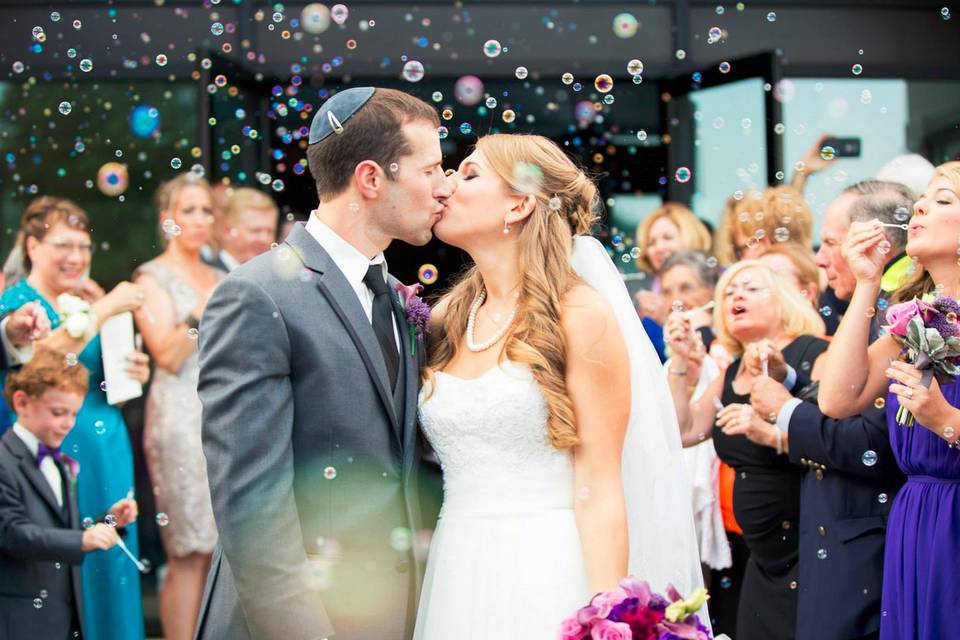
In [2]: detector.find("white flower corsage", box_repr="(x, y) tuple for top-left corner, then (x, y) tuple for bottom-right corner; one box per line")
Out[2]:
(57, 293), (97, 340)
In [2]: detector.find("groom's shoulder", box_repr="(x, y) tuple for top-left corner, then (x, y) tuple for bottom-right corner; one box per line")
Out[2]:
(227, 245), (298, 287)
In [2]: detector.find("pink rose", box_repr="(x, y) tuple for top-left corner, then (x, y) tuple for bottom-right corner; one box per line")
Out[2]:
(885, 299), (921, 336)
(590, 619), (633, 640)
(559, 616), (589, 640)
(590, 588), (629, 618)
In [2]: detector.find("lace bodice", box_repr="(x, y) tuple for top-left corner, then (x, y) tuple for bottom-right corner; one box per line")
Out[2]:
(419, 361), (575, 518)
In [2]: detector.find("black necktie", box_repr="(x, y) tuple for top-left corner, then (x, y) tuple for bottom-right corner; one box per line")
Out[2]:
(363, 264), (399, 390)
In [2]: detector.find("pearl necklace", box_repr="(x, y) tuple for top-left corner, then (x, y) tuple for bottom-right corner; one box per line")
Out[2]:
(466, 289), (517, 352)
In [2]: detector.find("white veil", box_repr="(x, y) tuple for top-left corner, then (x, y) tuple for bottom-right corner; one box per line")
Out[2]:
(570, 235), (707, 612)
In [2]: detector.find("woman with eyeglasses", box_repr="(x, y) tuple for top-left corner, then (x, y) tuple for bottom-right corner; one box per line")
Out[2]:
(133, 174), (223, 640)
(664, 261), (827, 639)
(0, 195), (151, 640)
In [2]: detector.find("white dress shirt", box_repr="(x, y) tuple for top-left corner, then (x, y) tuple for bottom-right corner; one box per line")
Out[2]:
(12, 422), (63, 507)
(304, 214), (400, 352)
(218, 249), (241, 273)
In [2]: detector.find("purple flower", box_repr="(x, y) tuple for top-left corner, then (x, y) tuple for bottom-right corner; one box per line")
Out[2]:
(590, 588), (630, 619)
(395, 282), (430, 355)
(59, 453), (80, 480)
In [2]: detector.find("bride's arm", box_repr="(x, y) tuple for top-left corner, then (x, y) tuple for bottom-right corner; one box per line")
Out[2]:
(563, 287), (630, 594)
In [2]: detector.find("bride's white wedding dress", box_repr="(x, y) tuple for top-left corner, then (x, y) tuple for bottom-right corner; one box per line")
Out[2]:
(413, 360), (590, 639)
(413, 236), (707, 639)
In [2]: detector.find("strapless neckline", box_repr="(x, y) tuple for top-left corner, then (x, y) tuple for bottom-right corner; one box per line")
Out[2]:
(434, 361), (516, 383)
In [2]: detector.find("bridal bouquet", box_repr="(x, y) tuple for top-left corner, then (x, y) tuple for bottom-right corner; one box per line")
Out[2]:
(885, 294), (960, 425)
(559, 577), (714, 640)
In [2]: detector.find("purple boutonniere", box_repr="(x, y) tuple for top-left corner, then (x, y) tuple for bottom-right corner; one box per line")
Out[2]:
(60, 453), (80, 488)
(395, 282), (430, 356)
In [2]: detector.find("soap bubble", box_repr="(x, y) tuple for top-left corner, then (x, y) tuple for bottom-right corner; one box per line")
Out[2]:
(482, 39), (502, 58)
(331, 4), (349, 25)
(301, 4), (332, 34)
(594, 74), (613, 93)
(612, 13), (639, 38)
(401, 60), (424, 82)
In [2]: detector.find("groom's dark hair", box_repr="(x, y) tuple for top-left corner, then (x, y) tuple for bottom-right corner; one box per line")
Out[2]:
(306, 88), (440, 202)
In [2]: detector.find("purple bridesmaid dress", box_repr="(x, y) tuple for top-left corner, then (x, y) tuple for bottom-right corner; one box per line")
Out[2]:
(882, 382), (960, 639)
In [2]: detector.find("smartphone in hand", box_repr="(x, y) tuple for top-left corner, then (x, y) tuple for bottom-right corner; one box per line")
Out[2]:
(823, 137), (861, 158)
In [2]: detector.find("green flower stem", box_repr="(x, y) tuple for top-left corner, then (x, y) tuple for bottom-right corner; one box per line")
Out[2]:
(896, 404), (916, 427)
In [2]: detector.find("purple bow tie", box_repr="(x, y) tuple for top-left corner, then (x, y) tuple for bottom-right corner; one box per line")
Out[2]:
(36, 443), (61, 467)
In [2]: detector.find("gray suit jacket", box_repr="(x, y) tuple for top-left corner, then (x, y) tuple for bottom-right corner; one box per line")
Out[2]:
(0, 429), (85, 640)
(196, 223), (423, 640)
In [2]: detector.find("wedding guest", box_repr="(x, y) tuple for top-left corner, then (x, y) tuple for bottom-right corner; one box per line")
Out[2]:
(0, 347), (138, 640)
(759, 242), (820, 307)
(815, 181), (914, 335)
(205, 187), (278, 273)
(720, 186), (813, 263)
(819, 161), (960, 640)
(731, 185), (912, 638)
(134, 173), (223, 640)
(634, 203), (712, 360)
(666, 261), (827, 639)
(0, 195), (151, 640)
(659, 251), (719, 349)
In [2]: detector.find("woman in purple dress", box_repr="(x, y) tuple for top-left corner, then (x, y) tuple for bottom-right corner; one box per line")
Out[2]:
(818, 161), (960, 640)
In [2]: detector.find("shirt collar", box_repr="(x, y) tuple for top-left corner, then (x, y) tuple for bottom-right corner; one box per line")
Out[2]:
(12, 422), (39, 457)
(304, 213), (387, 290)
(219, 249), (241, 272)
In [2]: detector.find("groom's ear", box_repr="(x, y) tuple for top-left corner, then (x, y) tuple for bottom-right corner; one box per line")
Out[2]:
(354, 160), (385, 199)
(505, 193), (537, 226)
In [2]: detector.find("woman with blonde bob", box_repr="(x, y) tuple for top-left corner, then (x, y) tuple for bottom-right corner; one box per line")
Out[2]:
(414, 134), (703, 638)
(634, 203), (712, 327)
(817, 161), (960, 640)
(664, 260), (826, 639)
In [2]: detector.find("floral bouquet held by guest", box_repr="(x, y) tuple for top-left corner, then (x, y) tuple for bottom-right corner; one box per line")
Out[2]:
(560, 578), (718, 640)
(884, 295), (960, 425)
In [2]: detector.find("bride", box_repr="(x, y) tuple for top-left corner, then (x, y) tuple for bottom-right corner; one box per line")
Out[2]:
(414, 133), (705, 638)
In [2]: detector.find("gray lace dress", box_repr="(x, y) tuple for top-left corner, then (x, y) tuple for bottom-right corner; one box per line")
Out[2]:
(136, 259), (222, 557)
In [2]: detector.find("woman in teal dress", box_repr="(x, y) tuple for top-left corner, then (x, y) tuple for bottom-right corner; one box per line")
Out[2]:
(0, 196), (151, 640)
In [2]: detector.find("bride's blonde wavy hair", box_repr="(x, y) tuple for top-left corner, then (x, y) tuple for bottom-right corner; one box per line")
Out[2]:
(424, 134), (600, 450)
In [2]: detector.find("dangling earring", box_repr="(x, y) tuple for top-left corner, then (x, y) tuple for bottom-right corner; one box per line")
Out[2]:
(503, 218), (510, 234)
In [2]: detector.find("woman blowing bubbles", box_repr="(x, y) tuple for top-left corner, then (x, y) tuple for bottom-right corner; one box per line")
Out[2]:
(817, 161), (960, 640)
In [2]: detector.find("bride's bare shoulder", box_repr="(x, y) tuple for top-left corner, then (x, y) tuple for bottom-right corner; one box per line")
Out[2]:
(560, 284), (619, 347)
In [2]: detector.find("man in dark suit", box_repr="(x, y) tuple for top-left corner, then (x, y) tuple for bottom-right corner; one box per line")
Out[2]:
(0, 348), (135, 640)
(196, 87), (452, 640)
(750, 181), (914, 639)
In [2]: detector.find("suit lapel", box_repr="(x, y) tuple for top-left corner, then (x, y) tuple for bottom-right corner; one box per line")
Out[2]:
(56, 459), (79, 529)
(387, 276), (421, 465)
(2, 431), (66, 524)
(285, 225), (402, 442)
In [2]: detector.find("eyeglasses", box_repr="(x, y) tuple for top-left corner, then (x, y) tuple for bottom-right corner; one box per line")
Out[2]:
(723, 281), (769, 297)
(42, 240), (95, 256)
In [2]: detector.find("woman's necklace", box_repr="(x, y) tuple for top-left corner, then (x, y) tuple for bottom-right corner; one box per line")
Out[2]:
(466, 289), (517, 352)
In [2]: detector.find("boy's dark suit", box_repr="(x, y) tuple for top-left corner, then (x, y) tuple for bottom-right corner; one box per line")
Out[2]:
(0, 428), (85, 640)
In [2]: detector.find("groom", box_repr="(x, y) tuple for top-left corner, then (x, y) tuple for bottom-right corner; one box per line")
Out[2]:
(195, 87), (452, 640)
